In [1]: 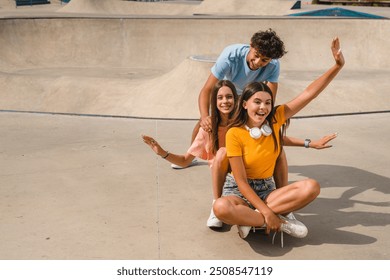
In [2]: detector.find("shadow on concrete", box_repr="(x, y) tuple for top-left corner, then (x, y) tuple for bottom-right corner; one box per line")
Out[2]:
(209, 224), (233, 233)
(242, 164), (389, 257)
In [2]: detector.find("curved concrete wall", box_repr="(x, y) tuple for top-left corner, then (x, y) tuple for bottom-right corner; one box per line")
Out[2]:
(57, 0), (294, 16)
(1, 17), (389, 71)
(0, 17), (389, 119)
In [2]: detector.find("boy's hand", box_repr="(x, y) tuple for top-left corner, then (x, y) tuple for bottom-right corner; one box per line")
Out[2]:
(200, 116), (212, 133)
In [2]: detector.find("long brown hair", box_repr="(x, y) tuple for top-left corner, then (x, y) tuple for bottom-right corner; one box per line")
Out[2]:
(229, 81), (281, 151)
(210, 80), (238, 154)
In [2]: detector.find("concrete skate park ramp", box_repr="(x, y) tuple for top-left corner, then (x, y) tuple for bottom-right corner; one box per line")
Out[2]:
(1, 2), (390, 263)
(0, 0), (13, 8)
(193, 0), (296, 16)
(0, 4), (390, 119)
(57, 0), (296, 16)
(57, 0), (195, 15)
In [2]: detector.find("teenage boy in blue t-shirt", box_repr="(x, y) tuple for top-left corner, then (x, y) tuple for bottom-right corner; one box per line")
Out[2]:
(197, 29), (286, 134)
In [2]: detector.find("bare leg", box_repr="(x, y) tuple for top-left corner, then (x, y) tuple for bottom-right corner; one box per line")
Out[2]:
(211, 148), (228, 200)
(273, 148), (288, 188)
(265, 178), (320, 215)
(207, 148), (229, 228)
(191, 121), (201, 143)
(213, 179), (320, 227)
(213, 196), (265, 226)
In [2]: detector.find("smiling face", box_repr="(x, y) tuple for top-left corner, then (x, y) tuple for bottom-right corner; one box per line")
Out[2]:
(216, 85), (235, 117)
(243, 90), (272, 127)
(247, 46), (272, 71)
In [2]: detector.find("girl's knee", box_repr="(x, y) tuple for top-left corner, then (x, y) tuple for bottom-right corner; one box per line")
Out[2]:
(213, 198), (231, 219)
(213, 148), (228, 171)
(216, 147), (226, 158)
(305, 178), (320, 198)
(214, 148), (227, 163)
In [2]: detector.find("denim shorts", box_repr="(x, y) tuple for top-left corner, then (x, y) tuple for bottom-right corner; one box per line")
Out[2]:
(222, 173), (276, 208)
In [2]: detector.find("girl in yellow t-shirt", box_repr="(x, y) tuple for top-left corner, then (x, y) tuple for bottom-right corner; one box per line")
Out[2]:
(142, 79), (338, 230)
(213, 37), (345, 241)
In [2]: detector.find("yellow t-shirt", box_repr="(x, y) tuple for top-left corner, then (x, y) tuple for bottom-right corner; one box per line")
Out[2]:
(226, 105), (286, 179)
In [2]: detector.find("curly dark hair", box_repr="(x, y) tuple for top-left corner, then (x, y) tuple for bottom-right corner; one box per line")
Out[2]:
(250, 29), (287, 59)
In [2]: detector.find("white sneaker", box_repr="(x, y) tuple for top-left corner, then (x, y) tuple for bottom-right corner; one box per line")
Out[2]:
(279, 214), (308, 238)
(272, 213), (307, 248)
(207, 207), (222, 228)
(237, 209), (265, 239)
(286, 212), (297, 220)
(171, 159), (198, 169)
(237, 225), (252, 239)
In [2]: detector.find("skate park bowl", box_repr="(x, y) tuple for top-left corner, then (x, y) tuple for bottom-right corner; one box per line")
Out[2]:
(0, 0), (389, 119)
(0, 0), (390, 261)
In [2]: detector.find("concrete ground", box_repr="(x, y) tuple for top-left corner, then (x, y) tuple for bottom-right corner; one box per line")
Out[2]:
(1, 111), (389, 260)
(0, 0), (389, 260)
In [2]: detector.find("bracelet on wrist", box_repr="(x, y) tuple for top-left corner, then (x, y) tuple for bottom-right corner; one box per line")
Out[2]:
(162, 151), (170, 159)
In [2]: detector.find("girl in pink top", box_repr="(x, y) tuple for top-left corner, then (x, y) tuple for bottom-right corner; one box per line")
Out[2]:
(142, 80), (237, 169)
(142, 80), (238, 228)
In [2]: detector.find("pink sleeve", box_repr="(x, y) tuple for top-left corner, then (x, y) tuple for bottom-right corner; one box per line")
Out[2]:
(187, 128), (211, 160)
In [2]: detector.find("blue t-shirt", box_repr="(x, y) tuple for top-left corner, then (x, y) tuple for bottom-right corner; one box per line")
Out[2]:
(211, 44), (280, 94)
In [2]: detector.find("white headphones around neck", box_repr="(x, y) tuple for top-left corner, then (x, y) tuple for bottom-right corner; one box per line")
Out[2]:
(245, 123), (272, 139)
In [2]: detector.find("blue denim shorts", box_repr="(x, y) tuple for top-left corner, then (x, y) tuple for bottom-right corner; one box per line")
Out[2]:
(222, 173), (276, 208)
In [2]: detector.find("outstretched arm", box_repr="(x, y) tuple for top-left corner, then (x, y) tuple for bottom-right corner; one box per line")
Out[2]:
(141, 135), (195, 168)
(284, 133), (337, 149)
(284, 37), (345, 120)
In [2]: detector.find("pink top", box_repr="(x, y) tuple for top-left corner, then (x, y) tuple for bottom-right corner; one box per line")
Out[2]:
(187, 126), (228, 167)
